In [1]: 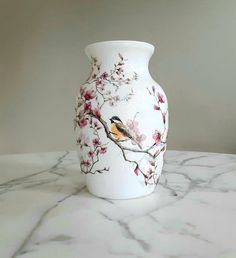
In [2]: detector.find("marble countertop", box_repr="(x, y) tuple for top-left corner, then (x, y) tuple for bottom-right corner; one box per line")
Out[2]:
(0, 150), (236, 258)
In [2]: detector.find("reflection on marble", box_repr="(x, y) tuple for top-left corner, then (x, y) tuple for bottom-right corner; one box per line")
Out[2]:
(0, 150), (236, 258)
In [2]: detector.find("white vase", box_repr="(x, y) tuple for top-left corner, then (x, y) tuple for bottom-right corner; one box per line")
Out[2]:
(74, 40), (168, 199)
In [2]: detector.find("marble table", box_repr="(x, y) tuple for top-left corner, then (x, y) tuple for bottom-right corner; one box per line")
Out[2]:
(0, 150), (236, 258)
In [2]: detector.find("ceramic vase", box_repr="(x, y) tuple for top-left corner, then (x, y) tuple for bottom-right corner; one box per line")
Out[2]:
(74, 40), (168, 199)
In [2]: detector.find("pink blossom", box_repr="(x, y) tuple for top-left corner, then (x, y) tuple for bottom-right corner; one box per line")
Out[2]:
(88, 151), (94, 158)
(81, 160), (91, 167)
(126, 119), (139, 133)
(79, 118), (88, 128)
(92, 138), (101, 146)
(153, 105), (160, 110)
(78, 109), (85, 119)
(83, 102), (91, 112)
(134, 165), (140, 176)
(153, 130), (161, 145)
(92, 108), (101, 118)
(84, 90), (96, 100)
(97, 82), (105, 91)
(145, 168), (153, 183)
(113, 95), (120, 101)
(157, 92), (165, 103)
(99, 146), (107, 154)
(96, 79), (102, 86)
(101, 72), (108, 79)
(126, 119), (147, 146)
(116, 67), (124, 75)
(93, 121), (101, 130)
(135, 134), (146, 145)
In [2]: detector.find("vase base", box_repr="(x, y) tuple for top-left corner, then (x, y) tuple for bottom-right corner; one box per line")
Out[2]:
(86, 185), (156, 200)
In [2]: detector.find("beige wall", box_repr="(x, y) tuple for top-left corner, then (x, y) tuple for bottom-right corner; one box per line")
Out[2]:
(0, 0), (236, 155)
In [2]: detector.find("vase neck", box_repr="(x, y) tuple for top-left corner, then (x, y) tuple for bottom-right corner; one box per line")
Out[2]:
(85, 41), (154, 78)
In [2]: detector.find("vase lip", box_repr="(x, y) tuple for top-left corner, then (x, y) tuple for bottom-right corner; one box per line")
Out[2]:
(85, 40), (155, 53)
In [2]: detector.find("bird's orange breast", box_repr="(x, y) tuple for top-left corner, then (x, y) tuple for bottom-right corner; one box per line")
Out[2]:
(111, 123), (125, 139)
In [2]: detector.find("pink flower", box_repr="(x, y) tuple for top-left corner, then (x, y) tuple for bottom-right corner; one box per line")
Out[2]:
(92, 138), (101, 146)
(153, 130), (161, 145)
(93, 121), (101, 130)
(113, 95), (120, 102)
(116, 67), (124, 75)
(79, 118), (88, 128)
(78, 109), (85, 119)
(157, 92), (165, 103)
(135, 134), (146, 145)
(134, 165), (140, 176)
(145, 168), (153, 184)
(101, 72), (108, 79)
(99, 147), (107, 154)
(153, 105), (160, 110)
(83, 102), (91, 112)
(88, 151), (94, 158)
(97, 82), (105, 91)
(81, 160), (91, 167)
(92, 108), (101, 118)
(96, 79), (102, 86)
(84, 90), (96, 100)
(126, 119), (139, 133)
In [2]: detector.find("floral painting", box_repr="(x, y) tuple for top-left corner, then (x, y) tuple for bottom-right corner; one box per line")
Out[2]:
(74, 53), (168, 185)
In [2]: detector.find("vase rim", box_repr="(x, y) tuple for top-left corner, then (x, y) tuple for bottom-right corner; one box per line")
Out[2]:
(85, 40), (155, 53)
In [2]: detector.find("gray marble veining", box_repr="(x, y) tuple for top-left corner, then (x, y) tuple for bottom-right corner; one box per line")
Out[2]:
(0, 151), (236, 258)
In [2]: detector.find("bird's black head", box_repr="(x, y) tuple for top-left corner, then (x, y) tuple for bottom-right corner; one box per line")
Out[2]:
(109, 116), (122, 123)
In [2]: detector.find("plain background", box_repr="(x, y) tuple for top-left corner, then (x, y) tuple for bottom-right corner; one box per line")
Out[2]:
(0, 0), (235, 155)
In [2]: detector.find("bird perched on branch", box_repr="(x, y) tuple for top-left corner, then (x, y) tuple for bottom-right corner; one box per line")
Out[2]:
(109, 116), (142, 149)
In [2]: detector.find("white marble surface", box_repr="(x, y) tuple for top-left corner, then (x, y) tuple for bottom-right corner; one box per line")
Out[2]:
(0, 150), (236, 258)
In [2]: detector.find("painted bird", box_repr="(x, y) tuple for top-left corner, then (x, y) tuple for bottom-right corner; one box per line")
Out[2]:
(109, 116), (142, 149)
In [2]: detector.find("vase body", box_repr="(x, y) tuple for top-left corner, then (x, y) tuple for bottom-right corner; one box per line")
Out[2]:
(74, 40), (168, 199)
